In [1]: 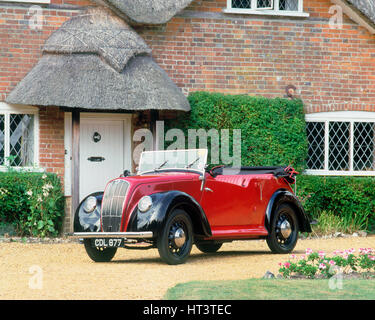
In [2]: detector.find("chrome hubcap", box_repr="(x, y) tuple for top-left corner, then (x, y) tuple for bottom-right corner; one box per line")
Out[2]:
(280, 220), (292, 239)
(173, 227), (186, 248)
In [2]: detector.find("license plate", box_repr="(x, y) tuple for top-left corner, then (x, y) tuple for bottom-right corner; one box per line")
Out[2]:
(91, 238), (124, 248)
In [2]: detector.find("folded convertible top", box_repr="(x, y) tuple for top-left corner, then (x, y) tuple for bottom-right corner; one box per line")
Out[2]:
(210, 166), (299, 184)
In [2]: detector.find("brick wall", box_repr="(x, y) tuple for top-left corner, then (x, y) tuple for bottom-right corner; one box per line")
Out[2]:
(2, 0), (374, 115)
(135, 0), (375, 113)
(38, 106), (65, 177)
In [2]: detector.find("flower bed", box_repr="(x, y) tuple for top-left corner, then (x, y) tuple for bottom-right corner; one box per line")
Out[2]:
(278, 248), (375, 279)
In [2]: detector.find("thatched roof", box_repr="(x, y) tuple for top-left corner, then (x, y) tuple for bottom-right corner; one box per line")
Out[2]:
(6, 8), (190, 112)
(43, 8), (151, 72)
(6, 54), (190, 111)
(347, 0), (375, 25)
(100, 0), (194, 24)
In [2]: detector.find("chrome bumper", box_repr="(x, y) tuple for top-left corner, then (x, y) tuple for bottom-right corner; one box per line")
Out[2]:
(68, 231), (153, 239)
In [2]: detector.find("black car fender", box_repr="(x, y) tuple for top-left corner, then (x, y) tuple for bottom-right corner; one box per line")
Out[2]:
(265, 189), (311, 233)
(126, 191), (212, 238)
(73, 192), (103, 232)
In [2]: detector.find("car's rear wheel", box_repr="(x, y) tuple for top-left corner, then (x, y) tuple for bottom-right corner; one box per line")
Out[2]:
(195, 241), (222, 253)
(266, 203), (299, 254)
(157, 208), (193, 265)
(84, 239), (117, 262)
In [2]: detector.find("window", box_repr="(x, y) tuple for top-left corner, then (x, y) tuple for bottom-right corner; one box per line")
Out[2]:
(0, 103), (39, 170)
(225, 0), (309, 17)
(305, 112), (375, 176)
(0, 0), (50, 4)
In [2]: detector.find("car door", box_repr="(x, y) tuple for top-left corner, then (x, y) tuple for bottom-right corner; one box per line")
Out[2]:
(200, 173), (262, 228)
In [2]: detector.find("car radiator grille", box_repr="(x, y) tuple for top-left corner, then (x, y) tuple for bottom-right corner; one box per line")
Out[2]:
(101, 179), (129, 232)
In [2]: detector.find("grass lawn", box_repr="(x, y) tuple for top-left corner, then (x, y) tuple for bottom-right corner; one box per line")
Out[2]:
(164, 279), (375, 300)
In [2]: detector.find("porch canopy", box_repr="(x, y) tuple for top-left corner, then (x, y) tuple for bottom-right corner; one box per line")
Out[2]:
(6, 7), (190, 112)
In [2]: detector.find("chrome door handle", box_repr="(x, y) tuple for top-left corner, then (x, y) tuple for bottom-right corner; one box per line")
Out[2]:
(204, 187), (213, 192)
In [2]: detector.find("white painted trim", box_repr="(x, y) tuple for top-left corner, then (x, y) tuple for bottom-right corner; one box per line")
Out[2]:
(324, 120), (329, 171)
(274, 0), (280, 12)
(223, 7), (309, 17)
(306, 111), (375, 122)
(305, 169), (375, 176)
(298, 0), (304, 13)
(305, 111), (375, 176)
(0, 166), (44, 172)
(0, 102), (40, 171)
(224, 0), (309, 17)
(0, 102), (38, 113)
(64, 112), (72, 197)
(331, 0), (375, 35)
(349, 121), (354, 172)
(0, 0), (51, 4)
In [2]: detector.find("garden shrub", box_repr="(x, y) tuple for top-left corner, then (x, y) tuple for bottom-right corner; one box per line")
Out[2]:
(0, 172), (64, 237)
(296, 175), (375, 232)
(165, 91), (308, 172)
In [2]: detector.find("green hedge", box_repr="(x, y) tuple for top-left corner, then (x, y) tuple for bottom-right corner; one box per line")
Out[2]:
(166, 92), (308, 171)
(165, 91), (375, 232)
(0, 172), (64, 237)
(296, 175), (375, 232)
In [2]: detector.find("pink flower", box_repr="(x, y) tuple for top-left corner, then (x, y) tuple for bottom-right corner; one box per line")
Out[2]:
(318, 251), (325, 258)
(300, 255), (306, 260)
(284, 262), (291, 268)
(278, 262), (282, 266)
(305, 248), (313, 255)
(329, 260), (336, 266)
(369, 256), (375, 261)
(360, 248), (373, 255)
(333, 250), (342, 256)
(290, 254), (297, 259)
(319, 263), (326, 270)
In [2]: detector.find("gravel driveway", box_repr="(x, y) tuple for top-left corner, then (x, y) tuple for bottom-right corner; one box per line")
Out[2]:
(0, 236), (374, 300)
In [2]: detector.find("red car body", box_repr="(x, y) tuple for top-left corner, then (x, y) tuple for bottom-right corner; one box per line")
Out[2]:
(117, 171), (291, 239)
(72, 150), (311, 265)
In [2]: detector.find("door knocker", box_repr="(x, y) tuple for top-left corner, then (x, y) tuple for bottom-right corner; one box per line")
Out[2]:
(93, 132), (101, 143)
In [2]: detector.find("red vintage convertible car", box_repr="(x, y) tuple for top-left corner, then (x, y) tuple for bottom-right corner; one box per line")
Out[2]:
(71, 149), (311, 265)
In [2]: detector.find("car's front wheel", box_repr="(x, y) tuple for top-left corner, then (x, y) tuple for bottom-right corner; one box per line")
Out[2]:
(84, 239), (117, 262)
(266, 203), (299, 254)
(157, 208), (193, 265)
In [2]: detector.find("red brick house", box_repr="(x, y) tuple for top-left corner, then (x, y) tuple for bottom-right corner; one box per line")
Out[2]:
(1, 0), (375, 232)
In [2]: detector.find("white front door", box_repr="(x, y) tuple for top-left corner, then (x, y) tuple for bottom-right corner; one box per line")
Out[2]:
(77, 116), (132, 201)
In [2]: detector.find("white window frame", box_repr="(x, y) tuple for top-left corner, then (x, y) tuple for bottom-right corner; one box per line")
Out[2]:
(224, 0), (309, 17)
(0, 0), (50, 4)
(0, 102), (41, 172)
(305, 111), (375, 176)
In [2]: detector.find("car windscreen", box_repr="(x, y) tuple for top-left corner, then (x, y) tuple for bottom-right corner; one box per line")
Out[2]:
(138, 149), (208, 174)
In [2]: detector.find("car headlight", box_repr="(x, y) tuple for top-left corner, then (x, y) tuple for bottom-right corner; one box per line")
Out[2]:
(83, 196), (97, 213)
(138, 195), (153, 213)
